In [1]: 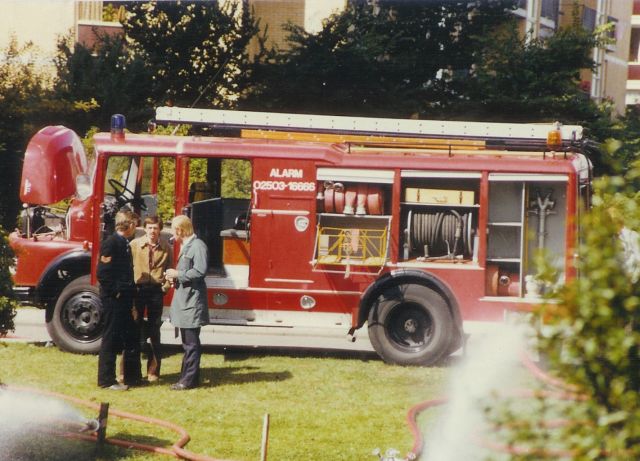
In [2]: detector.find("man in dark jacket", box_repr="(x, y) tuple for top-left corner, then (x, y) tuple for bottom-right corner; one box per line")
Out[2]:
(97, 210), (142, 390)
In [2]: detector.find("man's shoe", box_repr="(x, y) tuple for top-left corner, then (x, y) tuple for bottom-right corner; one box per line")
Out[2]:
(170, 382), (194, 391)
(147, 374), (159, 383)
(106, 383), (129, 391)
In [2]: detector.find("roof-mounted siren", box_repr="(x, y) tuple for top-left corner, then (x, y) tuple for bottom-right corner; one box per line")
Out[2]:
(111, 114), (126, 141)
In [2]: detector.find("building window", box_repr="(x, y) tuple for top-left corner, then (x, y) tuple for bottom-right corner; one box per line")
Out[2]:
(582, 7), (596, 32)
(541, 0), (559, 23)
(630, 29), (640, 62)
(606, 16), (618, 51)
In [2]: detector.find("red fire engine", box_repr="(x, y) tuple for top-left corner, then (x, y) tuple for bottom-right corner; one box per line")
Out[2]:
(9, 108), (592, 365)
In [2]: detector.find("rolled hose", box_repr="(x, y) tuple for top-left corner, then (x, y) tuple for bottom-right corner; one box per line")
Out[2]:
(408, 210), (470, 258)
(7, 385), (234, 461)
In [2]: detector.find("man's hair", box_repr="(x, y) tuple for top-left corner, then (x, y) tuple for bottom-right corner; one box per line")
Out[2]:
(115, 210), (138, 231)
(171, 215), (194, 237)
(144, 215), (162, 230)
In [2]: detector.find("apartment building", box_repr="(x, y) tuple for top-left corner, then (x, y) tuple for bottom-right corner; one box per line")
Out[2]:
(515, 0), (632, 115)
(0, 0), (343, 68)
(1, 0), (634, 113)
(0, 0), (104, 72)
(627, 1), (640, 105)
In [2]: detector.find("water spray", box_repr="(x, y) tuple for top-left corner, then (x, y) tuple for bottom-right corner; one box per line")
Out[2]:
(399, 326), (627, 460)
(5, 385), (233, 461)
(81, 418), (100, 434)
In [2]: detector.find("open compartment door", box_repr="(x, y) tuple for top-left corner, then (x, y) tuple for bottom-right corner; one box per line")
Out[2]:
(312, 214), (391, 275)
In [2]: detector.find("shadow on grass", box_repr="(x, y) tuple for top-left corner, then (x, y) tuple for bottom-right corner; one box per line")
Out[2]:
(202, 344), (459, 369)
(160, 342), (380, 362)
(160, 365), (293, 388)
(33, 340), (458, 369)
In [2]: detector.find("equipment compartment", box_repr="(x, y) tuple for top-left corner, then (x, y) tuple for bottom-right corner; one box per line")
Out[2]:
(400, 171), (480, 262)
(312, 214), (391, 274)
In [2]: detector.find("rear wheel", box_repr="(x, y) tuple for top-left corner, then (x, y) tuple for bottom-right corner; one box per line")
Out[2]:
(368, 284), (453, 366)
(46, 276), (103, 354)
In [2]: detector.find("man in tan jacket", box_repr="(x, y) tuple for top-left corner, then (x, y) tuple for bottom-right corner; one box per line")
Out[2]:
(130, 215), (172, 382)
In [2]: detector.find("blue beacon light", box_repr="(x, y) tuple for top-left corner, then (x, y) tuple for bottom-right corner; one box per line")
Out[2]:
(110, 114), (126, 141)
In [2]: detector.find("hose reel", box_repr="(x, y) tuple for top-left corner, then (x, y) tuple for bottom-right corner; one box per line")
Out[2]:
(407, 210), (475, 258)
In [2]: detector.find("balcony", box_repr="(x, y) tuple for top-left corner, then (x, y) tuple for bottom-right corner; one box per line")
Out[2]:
(77, 20), (122, 51)
(627, 64), (640, 104)
(629, 63), (640, 81)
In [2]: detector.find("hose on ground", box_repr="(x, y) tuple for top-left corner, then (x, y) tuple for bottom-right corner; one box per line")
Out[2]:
(403, 351), (589, 460)
(7, 385), (234, 461)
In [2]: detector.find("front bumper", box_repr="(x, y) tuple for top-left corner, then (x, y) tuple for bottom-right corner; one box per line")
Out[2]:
(12, 286), (36, 305)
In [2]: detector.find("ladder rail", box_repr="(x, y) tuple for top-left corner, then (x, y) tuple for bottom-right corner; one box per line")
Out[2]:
(155, 106), (583, 143)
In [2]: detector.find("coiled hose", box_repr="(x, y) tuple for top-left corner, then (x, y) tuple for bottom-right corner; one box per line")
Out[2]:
(408, 210), (472, 258)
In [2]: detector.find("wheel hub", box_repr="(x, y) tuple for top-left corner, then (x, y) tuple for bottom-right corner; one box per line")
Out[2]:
(404, 318), (418, 333)
(62, 292), (101, 340)
(387, 303), (434, 351)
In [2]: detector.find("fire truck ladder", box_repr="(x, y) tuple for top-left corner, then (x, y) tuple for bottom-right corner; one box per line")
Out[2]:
(155, 107), (583, 150)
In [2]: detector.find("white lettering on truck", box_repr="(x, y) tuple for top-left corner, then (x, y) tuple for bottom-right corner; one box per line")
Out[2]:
(253, 168), (315, 193)
(253, 180), (315, 192)
(269, 168), (303, 178)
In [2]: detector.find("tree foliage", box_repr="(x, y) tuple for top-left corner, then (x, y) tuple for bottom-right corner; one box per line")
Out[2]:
(0, 38), (59, 229)
(122, 0), (262, 109)
(512, 171), (640, 459)
(54, 34), (153, 133)
(0, 227), (18, 336)
(54, 1), (263, 133)
(597, 106), (640, 175)
(242, 0), (516, 117)
(241, 0), (623, 171)
(460, 14), (605, 124)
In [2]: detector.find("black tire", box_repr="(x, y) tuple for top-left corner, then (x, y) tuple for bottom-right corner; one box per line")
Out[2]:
(368, 284), (454, 366)
(46, 276), (103, 354)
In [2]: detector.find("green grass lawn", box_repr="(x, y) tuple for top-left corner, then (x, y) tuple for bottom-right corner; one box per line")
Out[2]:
(0, 342), (450, 461)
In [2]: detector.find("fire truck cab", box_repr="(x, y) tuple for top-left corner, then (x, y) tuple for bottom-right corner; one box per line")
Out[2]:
(9, 108), (592, 365)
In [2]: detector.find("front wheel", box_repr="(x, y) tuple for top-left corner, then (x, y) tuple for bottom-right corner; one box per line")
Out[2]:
(368, 284), (453, 366)
(46, 276), (103, 354)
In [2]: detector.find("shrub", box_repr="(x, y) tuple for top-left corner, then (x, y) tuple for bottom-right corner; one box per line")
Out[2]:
(0, 226), (18, 336)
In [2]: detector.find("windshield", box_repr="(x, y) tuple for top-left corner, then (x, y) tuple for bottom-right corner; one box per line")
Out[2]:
(105, 156), (139, 202)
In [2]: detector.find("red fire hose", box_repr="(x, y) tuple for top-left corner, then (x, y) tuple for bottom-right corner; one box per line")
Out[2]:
(6, 352), (610, 460)
(403, 351), (588, 460)
(8, 385), (235, 461)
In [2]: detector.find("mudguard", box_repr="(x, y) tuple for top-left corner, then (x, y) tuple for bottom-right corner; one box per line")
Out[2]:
(358, 269), (462, 332)
(36, 250), (92, 317)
